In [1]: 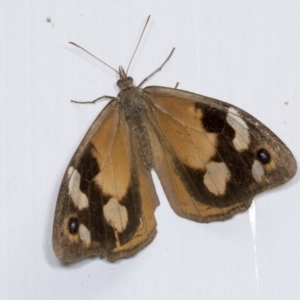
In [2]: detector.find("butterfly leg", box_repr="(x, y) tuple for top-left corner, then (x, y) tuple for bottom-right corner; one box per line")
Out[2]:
(138, 48), (175, 87)
(71, 95), (116, 104)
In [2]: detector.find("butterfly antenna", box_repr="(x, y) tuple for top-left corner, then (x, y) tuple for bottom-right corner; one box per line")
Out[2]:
(69, 42), (119, 74)
(126, 15), (151, 75)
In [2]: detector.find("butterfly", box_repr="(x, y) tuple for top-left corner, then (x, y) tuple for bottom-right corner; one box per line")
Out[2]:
(52, 17), (297, 262)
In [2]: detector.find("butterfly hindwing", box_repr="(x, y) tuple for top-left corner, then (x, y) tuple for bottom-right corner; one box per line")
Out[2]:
(53, 101), (159, 262)
(144, 86), (297, 222)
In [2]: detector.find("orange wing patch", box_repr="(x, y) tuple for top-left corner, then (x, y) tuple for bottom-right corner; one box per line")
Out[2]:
(148, 94), (218, 170)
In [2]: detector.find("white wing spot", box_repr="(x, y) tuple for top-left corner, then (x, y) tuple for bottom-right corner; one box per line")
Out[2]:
(204, 162), (231, 196)
(67, 167), (89, 209)
(79, 224), (91, 246)
(252, 160), (265, 182)
(137, 218), (143, 231)
(226, 107), (250, 152)
(103, 198), (128, 233)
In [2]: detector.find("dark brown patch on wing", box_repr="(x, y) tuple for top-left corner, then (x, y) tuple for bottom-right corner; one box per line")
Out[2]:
(198, 104), (228, 134)
(118, 174), (142, 245)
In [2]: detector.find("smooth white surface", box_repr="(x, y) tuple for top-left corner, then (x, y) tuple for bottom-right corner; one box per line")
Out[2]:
(1, 1), (300, 299)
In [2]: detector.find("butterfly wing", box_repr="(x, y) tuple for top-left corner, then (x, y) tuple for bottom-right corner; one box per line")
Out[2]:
(144, 86), (297, 222)
(53, 101), (159, 262)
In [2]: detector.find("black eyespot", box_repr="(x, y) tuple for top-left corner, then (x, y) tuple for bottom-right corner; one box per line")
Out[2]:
(117, 79), (123, 88)
(68, 217), (79, 234)
(127, 77), (133, 83)
(257, 148), (271, 164)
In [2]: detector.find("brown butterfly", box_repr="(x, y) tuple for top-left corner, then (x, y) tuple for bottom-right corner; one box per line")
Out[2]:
(52, 16), (297, 262)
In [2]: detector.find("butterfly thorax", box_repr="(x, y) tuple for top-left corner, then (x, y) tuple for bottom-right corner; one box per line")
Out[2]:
(118, 85), (144, 116)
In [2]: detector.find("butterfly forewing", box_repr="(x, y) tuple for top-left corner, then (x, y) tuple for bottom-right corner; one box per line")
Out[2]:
(53, 101), (158, 262)
(144, 86), (297, 222)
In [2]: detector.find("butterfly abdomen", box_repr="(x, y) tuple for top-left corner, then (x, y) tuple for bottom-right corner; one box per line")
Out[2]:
(132, 123), (153, 169)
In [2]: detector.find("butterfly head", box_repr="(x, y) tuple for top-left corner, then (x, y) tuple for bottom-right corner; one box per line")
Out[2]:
(117, 66), (134, 90)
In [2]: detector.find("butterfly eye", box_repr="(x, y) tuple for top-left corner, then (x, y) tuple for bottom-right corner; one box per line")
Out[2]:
(257, 148), (271, 164)
(117, 79), (123, 88)
(68, 217), (79, 234)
